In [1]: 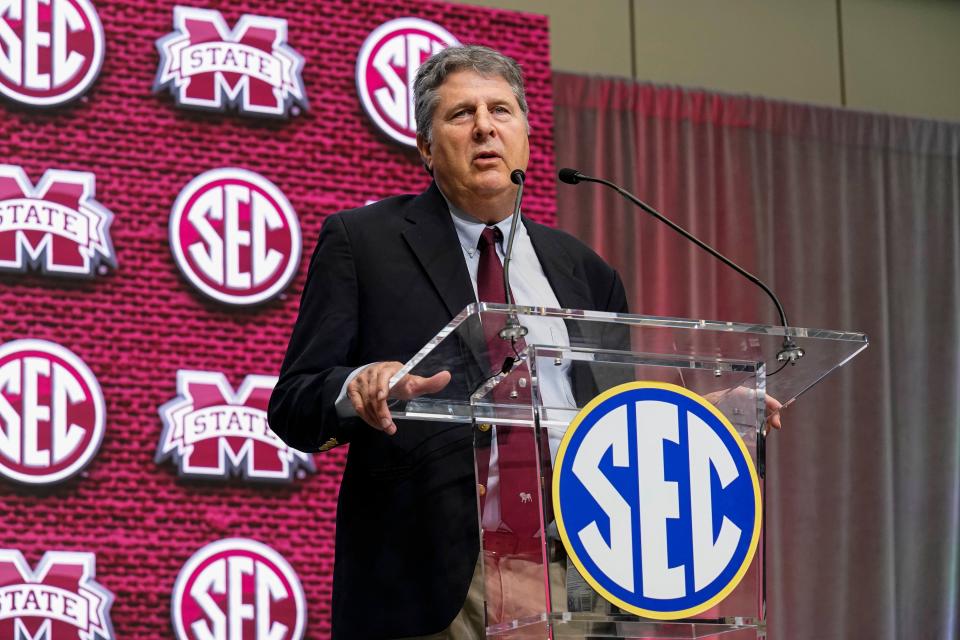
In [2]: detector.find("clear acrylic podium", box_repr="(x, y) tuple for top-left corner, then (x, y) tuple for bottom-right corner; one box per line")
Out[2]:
(388, 303), (868, 640)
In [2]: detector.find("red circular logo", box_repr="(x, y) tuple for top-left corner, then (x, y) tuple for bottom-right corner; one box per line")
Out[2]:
(356, 18), (460, 147)
(0, 339), (105, 485)
(170, 169), (302, 306)
(0, 0), (105, 106)
(172, 539), (306, 640)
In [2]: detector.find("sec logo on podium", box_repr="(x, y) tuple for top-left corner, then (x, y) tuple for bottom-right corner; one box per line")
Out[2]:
(553, 381), (761, 619)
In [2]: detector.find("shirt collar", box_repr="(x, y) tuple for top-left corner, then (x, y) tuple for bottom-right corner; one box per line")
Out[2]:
(440, 190), (523, 255)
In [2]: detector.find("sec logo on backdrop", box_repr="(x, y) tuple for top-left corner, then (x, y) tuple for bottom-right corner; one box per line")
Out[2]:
(553, 382), (761, 619)
(172, 539), (306, 640)
(0, 0), (105, 107)
(356, 18), (459, 146)
(169, 168), (301, 306)
(0, 339), (105, 485)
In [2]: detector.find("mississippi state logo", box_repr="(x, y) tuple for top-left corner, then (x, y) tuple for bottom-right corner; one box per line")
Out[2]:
(0, 165), (116, 277)
(156, 370), (315, 482)
(155, 6), (308, 118)
(0, 339), (105, 485)
(172, 539), (306, 640)
(0, 549), (115, 640)
(0, 0), (105, 107)
(169, 168), (301, 306)
(554, 382), (761, 619)
(356, 18), (460, 146)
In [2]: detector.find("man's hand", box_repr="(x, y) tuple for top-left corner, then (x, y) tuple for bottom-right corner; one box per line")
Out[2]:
(764, 395), (783, 431)
(704, 387), (785, 432)
(346, 361), (451, 435)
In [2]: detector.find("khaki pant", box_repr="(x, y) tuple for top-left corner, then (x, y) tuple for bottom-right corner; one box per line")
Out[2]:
(400, 554), (566, 640)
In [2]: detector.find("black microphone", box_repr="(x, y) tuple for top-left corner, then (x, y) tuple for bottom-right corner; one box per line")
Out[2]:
(499, 169), (528, 342)
(558, 167), (804, 367)
(558, 167), (583, 184)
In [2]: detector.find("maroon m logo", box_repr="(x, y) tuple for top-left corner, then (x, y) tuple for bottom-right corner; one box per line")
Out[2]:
(154, 7), (307, 118)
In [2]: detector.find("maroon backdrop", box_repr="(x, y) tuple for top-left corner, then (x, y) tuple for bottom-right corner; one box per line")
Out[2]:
(0, 1), (553, 637)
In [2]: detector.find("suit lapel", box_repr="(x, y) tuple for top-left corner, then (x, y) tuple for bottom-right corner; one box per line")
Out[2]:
(401, 182), (476, 318)
(400, 190), (596, 317)
(523, 218), (594, 311)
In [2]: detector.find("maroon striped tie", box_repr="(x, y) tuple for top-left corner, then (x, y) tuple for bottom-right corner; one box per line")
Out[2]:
(476, 227), (540, 541)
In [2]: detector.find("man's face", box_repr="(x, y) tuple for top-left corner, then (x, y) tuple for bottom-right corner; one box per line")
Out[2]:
(417, 70), (530, 214)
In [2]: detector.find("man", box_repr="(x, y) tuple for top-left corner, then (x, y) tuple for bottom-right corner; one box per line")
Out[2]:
(269, 46), (628, 639)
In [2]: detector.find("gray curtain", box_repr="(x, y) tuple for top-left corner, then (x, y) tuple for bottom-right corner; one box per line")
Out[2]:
(552, 72), (959, 639)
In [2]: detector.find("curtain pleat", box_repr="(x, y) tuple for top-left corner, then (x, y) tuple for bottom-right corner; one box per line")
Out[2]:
(553, 72), (960, 640)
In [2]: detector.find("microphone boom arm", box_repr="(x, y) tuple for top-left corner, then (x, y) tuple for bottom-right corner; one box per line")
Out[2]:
(560, 168), (803, 366)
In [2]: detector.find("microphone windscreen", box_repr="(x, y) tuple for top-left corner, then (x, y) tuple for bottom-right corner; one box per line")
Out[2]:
(558, 168), (582, 184)
(510, 169), (526, 185)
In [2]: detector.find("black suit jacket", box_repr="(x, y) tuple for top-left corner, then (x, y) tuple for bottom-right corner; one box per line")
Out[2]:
(269, 182), (628, 639)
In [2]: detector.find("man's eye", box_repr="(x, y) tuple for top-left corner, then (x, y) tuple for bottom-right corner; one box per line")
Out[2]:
(493, 105), (510, 114)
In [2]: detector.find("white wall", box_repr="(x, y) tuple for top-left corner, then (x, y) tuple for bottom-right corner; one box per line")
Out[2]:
(449, 0), (960, 122)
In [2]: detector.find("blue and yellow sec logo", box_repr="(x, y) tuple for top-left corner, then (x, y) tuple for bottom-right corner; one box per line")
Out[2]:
(553, 381), (761, 619)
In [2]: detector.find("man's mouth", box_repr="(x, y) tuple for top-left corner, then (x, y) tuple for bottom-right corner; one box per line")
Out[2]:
(474, 151), (501, 161)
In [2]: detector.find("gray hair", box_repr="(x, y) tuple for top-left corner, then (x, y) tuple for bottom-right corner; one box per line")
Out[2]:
(413, 45), (529, 143)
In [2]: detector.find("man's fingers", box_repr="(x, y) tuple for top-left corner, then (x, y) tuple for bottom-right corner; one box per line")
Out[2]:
(347, 384), (367, 422)
(348, 362), (408, 434)
(376, 365), (394, 402)
(764, 395), (784, 430)
(375, 365), (399, 434)
(375, 399), (396, 435)
(352, 371), (379, 429)
(361, 371), (384, 430)
(355, 378), (380, 428)
(420, 371), (452, 394)
(392, 370), (452, 400)
(372, 367), (396, 434)
(353, 363), (401, 435)
(765, 408), (782, 430)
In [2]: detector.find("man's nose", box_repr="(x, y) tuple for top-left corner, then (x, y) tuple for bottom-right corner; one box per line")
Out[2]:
(473, 108), (495, 140)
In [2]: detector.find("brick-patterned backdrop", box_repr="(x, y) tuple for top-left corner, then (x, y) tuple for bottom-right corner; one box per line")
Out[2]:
(0, 1), (553, 637)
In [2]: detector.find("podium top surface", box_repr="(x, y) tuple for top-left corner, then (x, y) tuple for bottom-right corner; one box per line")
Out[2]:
(389, 303), (868, 424)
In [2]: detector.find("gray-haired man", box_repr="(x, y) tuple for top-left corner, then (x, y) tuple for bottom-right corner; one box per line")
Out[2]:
(270, 45), (628, 639)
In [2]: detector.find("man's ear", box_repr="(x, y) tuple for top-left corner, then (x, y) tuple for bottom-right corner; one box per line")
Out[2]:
(416, 133), (433, 176)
